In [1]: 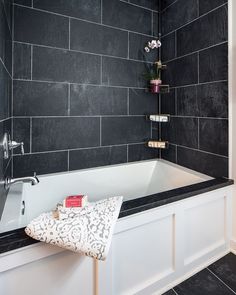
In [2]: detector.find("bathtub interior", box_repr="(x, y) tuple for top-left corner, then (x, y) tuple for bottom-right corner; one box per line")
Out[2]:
(0, 159), (212, 233)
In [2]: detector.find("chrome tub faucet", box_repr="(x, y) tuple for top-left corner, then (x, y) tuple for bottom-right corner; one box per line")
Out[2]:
(4, 173), (39, 190)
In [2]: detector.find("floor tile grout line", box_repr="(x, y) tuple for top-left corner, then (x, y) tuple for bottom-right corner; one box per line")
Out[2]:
(207, 268), (236, 295)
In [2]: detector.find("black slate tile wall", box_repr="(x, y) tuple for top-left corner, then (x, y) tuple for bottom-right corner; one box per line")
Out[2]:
(13, 0), (159, 177)
(0, 0), (12, 219)
(160, 0), (228, 177)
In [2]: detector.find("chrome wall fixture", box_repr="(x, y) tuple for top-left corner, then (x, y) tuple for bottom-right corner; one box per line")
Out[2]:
(147, 140), (169, 149)
(1, 133), (24, 160)
(147, 114), (170, 123)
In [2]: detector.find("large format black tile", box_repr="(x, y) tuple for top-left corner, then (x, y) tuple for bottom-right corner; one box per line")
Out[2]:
(162, 117), (198, 148)
(0, 61), (11, 120)
(14, 6), (69, 48)
(13, 80), (69, 116)
(102, 56), (147, 88)
(163, 53), (198, 87)
(101, 116), (150, 146)
(33, 0), (101, 23)
(177, 146), (228, 177)
(177, 5), (228, 56)
(161, 144), (177, 163)
(208, 253), (236, 292)
(14, 0), (31, 6)
(161, 88), (176, 115)
(161, 0), (198, 35)
(130, 0), (159, 11)
(176, 82), (228, 118)
(197, 82), (228, 118)
(0, 1), (12, 74)
(199, 0), (227, 15)
(102, 0), (152, 35)
(152, 11), (159, 37)
(129, 32), (158, 62)
(128, 143), (158, 162)
(32, 117), (100, 152)
(199, 118), (228, 156)
(13, 118), (30, 154)
(69, 146), (127, 171)
(70, 84), (127, 116)
(161, 32), (176, 62)
(174, 268), (233, 295)
(13, 151), (68, 177)
(177, 86), (199, 116)
(33, 46), (101, 84)
(70, 19), (128, 58)
(13, 42), (31, 79)
(199, 43), (228, 83)
(129, 88), (158, 115)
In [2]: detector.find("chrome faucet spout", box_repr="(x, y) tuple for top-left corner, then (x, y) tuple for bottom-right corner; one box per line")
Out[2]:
(5, 174), (39, 190)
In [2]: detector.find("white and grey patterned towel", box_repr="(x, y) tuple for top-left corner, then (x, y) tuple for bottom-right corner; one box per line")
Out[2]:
(25, 196), (123, 260)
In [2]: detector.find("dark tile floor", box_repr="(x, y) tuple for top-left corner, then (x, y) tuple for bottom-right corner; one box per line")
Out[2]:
(163, 253), (236, 295)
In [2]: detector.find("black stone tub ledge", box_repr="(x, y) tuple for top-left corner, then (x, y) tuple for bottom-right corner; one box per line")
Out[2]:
(0, 176), (233, 254)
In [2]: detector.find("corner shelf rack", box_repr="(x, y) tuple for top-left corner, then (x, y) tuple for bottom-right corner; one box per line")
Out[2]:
(147, 59), (170, 150)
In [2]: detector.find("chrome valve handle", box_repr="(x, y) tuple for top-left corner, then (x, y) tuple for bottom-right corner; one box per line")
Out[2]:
(1, 133), (25, 159)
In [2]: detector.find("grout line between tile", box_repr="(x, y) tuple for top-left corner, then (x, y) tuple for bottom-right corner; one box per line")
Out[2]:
(13, 77), (151, 90)
(13, 3), (158, 37)
(30, 45), (33, 80)
(161, 0), (179, 13)
(13, 40), (154, 65)
(119, 0), (159, 13)
(161, 2), (227, 37)
(197, 52), (200, 84)
(30, 117), (32, 153)
(207, 268), (236, 295)
(174, 144), (228, 159)
(127, 88), (129, 115)
(164, 41), (228, 64)
(68, 18), (71, 50)
(12, 142), (147, 156)
(101, 0), (103, 24)
(68, 84), (70, 116)
(0, 57), (12, 78)
(197, 118), (200, 149)
(100, 116), (102, 146)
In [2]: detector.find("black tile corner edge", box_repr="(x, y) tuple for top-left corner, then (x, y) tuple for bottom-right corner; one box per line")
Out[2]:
(0, 177), (233, 254)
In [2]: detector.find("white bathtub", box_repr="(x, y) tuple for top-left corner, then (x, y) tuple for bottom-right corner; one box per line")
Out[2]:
(0, 159), (233, 295)
(0, 159), (211, 233)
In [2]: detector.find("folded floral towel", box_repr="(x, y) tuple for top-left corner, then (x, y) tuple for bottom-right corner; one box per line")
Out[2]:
(25, 196), (123, 260)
